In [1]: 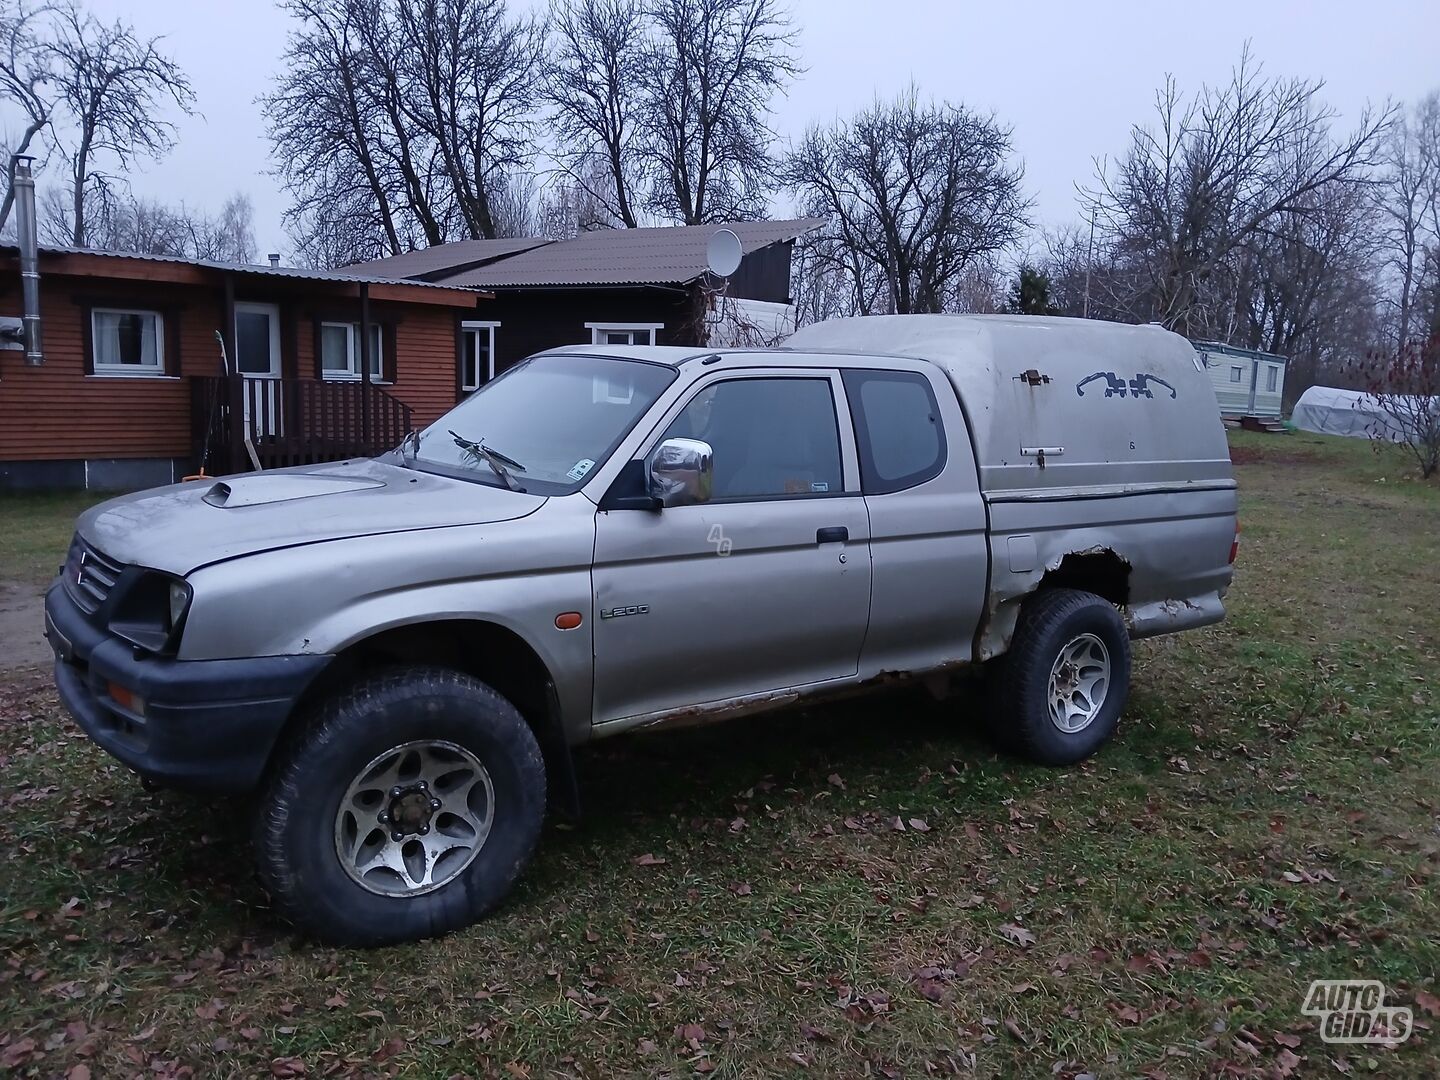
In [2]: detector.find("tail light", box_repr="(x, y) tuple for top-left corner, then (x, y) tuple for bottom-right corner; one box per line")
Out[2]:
(1229, 521), (1241, 565)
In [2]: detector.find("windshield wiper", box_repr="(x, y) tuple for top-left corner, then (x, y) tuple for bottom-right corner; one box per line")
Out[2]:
(449, 430), (527, 492)
(398, 428), (422, 467)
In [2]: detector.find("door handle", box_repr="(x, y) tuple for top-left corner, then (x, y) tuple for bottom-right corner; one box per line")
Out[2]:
(816, 526), (848, 544)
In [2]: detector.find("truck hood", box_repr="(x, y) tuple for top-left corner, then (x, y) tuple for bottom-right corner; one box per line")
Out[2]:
(77, 459), (547, 575)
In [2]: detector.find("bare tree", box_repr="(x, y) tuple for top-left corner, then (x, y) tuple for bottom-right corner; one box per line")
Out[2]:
(1353, 337), (1440, 477)
(487, 169), (538, 238)
(641, 0), (799, 225)
(783, 88), (1030, 314)
(536, 162), (624, 237)
(42, 0), (193, 246)
(266, 0), (403, 264)
(1086, 48), (1391, 338)
(393, 0), (543, 240)
(543, 0), (646, 228)
(1375, 92), (1440, 348)
(0, 0), (54, 232)
(63, 189), (257, 261)
(266, 0), (541, 265)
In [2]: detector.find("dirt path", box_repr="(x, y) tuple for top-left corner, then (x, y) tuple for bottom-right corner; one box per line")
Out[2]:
(0, 581), (50, 672)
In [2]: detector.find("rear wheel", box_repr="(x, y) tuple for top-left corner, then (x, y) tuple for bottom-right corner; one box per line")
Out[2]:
(989, 589), (1131, 765)
(255, 667), (546, 946)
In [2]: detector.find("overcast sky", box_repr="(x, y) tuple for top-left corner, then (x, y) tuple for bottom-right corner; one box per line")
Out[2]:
(10, 0), (1440, 256)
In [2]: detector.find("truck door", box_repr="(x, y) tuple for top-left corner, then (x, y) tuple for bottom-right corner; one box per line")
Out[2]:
(840, 365), (989, 675)
(591, 370), (872, 725)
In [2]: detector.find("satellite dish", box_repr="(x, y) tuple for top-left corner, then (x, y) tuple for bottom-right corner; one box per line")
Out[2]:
(705, 228), (743, 278)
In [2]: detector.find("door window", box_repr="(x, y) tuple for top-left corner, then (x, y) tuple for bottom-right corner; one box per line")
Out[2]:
(1266, 365), (1278, 392)
(662, 377), (843, 499)
(235, 303), (281, 376)
(842, 369), (946, 494)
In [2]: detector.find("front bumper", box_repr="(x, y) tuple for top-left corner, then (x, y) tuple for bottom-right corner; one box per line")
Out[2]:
(44, 581), (331, 793)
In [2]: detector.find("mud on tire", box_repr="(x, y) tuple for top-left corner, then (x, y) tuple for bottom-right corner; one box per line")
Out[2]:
(254, 667), (546, 946)
(989, 589), (1131, 766)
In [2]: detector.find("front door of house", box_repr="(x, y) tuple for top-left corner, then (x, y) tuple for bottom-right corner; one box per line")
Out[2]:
(235, 302), (282, 437)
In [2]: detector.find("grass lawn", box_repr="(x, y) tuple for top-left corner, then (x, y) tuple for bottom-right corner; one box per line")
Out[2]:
(0, 490), (108, 588)
(1, 432), (1437, 1078)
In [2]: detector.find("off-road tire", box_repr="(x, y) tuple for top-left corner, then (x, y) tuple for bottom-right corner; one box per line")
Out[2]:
(254, 667), (546, 946)
(989, 589), (1131, 765)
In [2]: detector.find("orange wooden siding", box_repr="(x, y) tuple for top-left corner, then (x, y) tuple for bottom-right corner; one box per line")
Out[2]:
(0, 275), (469, 462)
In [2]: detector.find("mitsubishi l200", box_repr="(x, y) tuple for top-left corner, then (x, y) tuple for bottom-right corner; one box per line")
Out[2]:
(45, 314), (1239, 944)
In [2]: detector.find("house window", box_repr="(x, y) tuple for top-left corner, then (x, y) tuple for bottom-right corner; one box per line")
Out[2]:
(585, 322), (663, 346)
(460, 321), (500, 393)
(320, 321), (384, 381)
(1266, 365), (1278, 392)
(91, 308), (164, 375)
(1230, 366), (1243, 383)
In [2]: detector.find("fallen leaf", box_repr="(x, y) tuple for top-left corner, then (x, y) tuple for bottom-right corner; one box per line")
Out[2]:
(270, 1058), (307, 1078)
(195, 998), (224, 1020)
(1, 1039), (37, 1069)
(65, 1066), (92, 1080)
(633, 853), (667, 866)
(1415, 990), (1440, 1017)
(998, 923), (1036, 948)
(324, 992), (347, 1009)
(907, 818), (931, 832)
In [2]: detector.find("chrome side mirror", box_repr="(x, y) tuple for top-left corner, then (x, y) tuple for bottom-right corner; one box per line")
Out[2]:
(648, 437), (712, 507)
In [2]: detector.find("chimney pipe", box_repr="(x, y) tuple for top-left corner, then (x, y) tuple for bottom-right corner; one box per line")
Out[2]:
(12, 155), (42, 365)
(267, 253), (280, 268)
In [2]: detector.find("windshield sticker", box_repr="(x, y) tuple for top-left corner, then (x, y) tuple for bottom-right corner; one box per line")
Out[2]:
(567, 459), (597, 482)
(811, 481), (829, 492)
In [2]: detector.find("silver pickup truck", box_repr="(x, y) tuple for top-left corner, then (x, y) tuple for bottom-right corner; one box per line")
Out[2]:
(45, 314), (1238, 945)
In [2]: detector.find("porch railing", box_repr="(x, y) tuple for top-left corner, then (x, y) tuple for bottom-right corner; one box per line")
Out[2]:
(190, 374), (413, 475)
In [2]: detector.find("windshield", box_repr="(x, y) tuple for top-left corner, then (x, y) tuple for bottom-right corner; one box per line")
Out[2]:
(409, 353), (676, 493)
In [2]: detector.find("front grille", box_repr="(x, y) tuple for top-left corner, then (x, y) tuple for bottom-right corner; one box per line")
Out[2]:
(63, 535), (126, 614)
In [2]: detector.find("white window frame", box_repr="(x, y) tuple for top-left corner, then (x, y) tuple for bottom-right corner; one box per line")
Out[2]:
(1229, 365), (1244, 383)
(320, 321), (385, 382)
(460, 320), (500, 393)
(91, 307), (165, 377)
(234, 301), (282, 379)
(1265, 365), (1278, 392)
(585, 321), (663, 346)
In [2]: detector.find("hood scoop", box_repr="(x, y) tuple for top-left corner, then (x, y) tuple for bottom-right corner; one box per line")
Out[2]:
(201, 472), (387, 508)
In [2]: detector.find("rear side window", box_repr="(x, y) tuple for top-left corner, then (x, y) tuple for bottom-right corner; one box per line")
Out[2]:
(842, 369), (946, 495)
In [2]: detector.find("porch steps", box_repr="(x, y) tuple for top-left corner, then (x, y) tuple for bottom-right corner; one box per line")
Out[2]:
(1226, 415), (1289, 434)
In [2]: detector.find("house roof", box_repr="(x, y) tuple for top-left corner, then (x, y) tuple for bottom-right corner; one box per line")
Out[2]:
(344, 237), (553, 281)
(435, 219), (825, 289)
(4, 245), (485, 308)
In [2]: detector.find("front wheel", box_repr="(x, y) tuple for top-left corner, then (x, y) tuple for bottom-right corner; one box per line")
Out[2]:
(989, 589), (1132, 765)
(254, 667), (546, 946)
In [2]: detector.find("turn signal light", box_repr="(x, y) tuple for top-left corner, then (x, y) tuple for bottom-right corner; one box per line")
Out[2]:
(554, 612), (583, 630)
(107, 682), (146, 716)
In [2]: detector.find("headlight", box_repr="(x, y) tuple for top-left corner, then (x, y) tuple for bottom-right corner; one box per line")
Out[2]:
(109, 573), (192, 655)
(168, 580), (192, 629)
